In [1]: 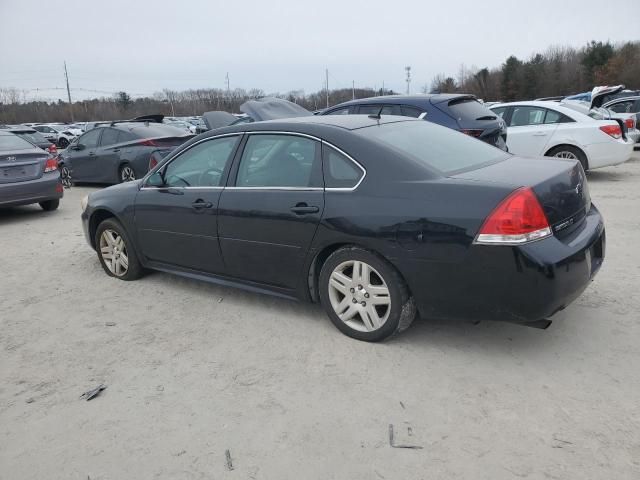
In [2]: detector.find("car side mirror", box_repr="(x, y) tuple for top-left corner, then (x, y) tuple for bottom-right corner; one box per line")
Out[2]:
(72, 143), (85, 151)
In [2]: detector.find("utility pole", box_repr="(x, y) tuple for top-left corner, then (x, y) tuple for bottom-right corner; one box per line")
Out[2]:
(382, 80), (385, 96)
(352, 80), (355, 100)
(64, 61), (74, 122)
(325, 68), (329, 108)
(405, 66), (411, 95)
(225, 73), (230, 97)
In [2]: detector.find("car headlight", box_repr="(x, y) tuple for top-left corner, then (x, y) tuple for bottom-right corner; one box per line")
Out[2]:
(81, 195), (89, 212)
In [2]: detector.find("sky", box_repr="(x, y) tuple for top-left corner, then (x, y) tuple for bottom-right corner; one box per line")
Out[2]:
(1, 0), (638, 102)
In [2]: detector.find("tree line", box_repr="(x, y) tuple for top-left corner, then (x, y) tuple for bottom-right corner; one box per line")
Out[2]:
(1, 40), (638, 124)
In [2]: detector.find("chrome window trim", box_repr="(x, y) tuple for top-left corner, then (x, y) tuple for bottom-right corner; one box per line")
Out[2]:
(321, 142), (367, 192)
(140, 130), (367, 193)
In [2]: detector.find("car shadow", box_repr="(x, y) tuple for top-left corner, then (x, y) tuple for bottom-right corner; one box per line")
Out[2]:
(144, 269), (566, 356)
(587, 169), (629, 182)
(0, 204), (57, 226)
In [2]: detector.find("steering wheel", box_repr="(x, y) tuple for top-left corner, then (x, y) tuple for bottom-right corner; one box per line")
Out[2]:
(198, 167), (223, 186)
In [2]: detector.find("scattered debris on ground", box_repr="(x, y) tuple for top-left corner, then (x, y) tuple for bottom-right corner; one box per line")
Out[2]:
(80, 384), (107, 401)
(225, 449), (234, 470)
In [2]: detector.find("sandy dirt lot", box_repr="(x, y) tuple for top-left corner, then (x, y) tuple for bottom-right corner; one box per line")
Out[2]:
(1, 153), (639, 480)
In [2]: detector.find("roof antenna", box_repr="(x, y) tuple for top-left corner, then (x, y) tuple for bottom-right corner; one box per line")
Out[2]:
(368, 106), (384, 120)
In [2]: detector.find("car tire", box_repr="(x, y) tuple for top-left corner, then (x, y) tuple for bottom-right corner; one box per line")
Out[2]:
(318, 246), (416, 342)
(546, 145), (588, 172)
(39, 199), (59, 211)
(95, 218), (144, 281)
(58, 137), (69, 149)
(119, 163), (136, 183)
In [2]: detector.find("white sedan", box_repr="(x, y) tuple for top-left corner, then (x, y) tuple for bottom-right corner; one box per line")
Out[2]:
(489, 101), (634, 171)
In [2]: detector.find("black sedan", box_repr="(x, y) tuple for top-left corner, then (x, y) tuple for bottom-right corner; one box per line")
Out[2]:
(60, 122), (192, 185)
(81, 115), (604, 341)
(0, 131), (63, 211)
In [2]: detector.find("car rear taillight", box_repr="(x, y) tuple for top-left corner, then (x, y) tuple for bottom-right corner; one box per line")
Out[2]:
(140, 139), (159, 147)
(624, 118), (635, 130)
(599, 124), (622, 139)
(462, 129), (483, 138)
(475, 187), (551, 245)
(44, 157), (58, 173)
(47, 144), (57, 154)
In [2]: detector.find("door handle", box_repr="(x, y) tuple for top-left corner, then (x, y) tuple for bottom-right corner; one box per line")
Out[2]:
(533, 132), (547, 136)
(88, 152), (96, 157)
(112, 148), (120, 153)
(192, 199), (213, 209)
(291, 204), (319, 215)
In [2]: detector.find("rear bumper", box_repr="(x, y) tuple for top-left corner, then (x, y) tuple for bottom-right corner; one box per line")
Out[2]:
(0, 172), (63, 207)
(585, 140), (634, 169)
(398, 206), (605, 324)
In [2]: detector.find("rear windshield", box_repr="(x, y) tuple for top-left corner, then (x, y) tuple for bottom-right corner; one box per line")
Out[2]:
(447, 98), (496, 120)
(0, 133), (38, 151)
(356, 121), (509, 174)
(14, 130), (48, 145)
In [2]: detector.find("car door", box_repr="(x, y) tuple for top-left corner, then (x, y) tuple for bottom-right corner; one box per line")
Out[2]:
(34, 126), (57, 143)
(134, 134), (241, 274)
(504, 106), (557, 156)
(66, 128), (102, 181)
(217, 133), (324, 290)
(93, 127), (122, 183)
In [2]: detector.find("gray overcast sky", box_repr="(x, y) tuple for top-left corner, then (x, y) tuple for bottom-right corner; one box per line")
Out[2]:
(1, 0), (638, 101)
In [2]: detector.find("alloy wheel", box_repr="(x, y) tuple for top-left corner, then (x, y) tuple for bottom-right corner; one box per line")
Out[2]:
(60, 166), (72, 188)
(327, 260), (391, 332)
(120, 166), (136, 182)
(553, 151), (578, 160)
(99, 229), (129, 277)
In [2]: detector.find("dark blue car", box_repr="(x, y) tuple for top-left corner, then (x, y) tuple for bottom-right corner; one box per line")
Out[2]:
(321, 94), (508, 150)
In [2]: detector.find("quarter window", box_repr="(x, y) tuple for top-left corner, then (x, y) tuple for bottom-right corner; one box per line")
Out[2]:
(236, 134), (319, 188)
(400, 106), (424, 118)
(162, 136), (238, 187)
(544, 109), (574, 124)
(491, 106), (507, 118)
(357, 105), (397, 115)
(323, 146), (363, 189)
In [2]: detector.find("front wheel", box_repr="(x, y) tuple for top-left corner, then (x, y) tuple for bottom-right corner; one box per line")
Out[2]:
(319, 247), (416, 342)
(119, 163), (136, 183)
(60, 164), (73, 188)
(58, 137), (69, 149)
(95, 218), (144, 281)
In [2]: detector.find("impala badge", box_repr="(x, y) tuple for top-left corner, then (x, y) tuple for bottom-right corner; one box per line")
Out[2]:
(5, 156), (16, 162)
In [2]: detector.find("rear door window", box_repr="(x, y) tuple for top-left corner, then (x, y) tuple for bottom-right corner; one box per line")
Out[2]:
(236, 134), (320, 188)
(509, 106), (546, 126)
(99, 128), (120, 147)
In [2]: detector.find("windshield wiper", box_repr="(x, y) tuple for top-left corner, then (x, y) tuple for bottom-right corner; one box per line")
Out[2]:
(476, 115), (497, 120)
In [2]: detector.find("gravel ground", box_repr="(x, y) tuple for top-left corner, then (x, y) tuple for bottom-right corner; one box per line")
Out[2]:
(1, 153), (639, 480)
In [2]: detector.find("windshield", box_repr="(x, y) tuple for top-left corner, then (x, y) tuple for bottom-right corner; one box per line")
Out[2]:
(356, 120), (509, 174)
(0, 133), (39, 151)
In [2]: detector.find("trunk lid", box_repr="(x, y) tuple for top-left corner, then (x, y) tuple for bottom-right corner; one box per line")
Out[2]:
(590, 85), (625, 109)
(0, 150), (47, 184)
(453, 156), (590, 235)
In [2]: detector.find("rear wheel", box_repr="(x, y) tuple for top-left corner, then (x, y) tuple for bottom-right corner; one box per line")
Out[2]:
(39, 199), (59, 211)
(95, 218), (144, 281)
(546, 145), (588, 172)
(319, 246), (416, 342)
(119, 163), (136, 183)
(60, 164), (73, 187)
(58, 137), (69, 149)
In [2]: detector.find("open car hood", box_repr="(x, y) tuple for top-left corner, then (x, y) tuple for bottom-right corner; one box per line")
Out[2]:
(202, 111), (239, 130)
(590, 85), (625, 109)
(239, 97), (312, 121)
